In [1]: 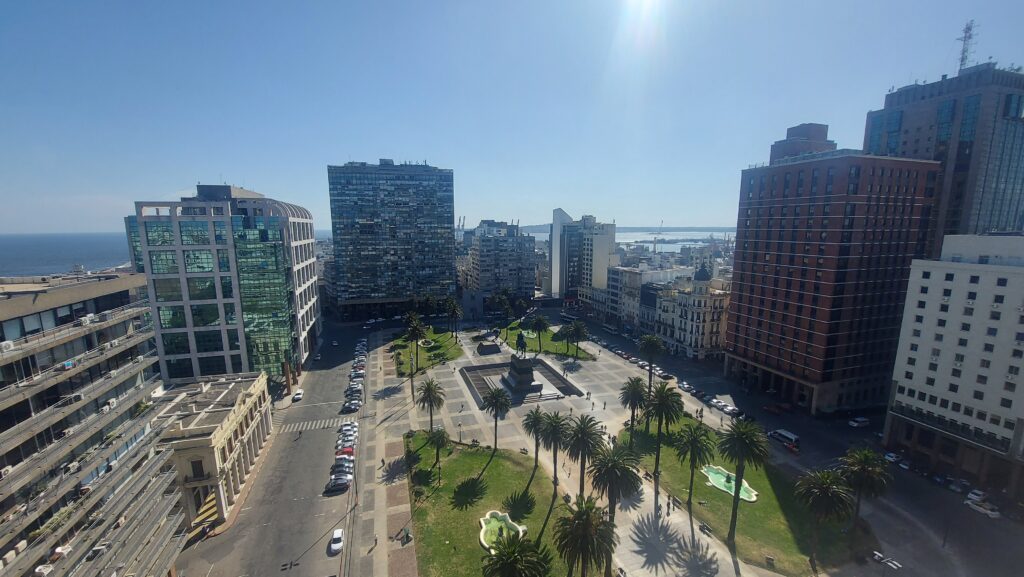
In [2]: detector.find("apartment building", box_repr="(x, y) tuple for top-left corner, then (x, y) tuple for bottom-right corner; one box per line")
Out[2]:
(0, 274), (182, 577)
(465, 221), (536, 300)
(128, 184), (320, 385)
(549, 210), (616, 302)
(886, 235), (1024, 499)
(652, 265), (731, 359)
(606, 265), (692, 333)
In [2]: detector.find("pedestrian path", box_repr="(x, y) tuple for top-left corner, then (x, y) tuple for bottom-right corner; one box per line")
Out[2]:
(278, 417), (347, 433)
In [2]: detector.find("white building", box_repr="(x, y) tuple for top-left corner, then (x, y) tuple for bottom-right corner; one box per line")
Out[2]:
(886, 235), (1024, 499)
(652, 265), (730, 359)
(606, 265), (693, 333)
(549, 210), (616, 302)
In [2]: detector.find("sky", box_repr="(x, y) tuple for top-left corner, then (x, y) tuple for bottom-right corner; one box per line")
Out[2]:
(1, 0), (1020, 234)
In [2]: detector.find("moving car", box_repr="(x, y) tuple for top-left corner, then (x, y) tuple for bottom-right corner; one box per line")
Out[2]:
(966, 489), (988, 503)
(848, 417), (870, 428)
(883, 452), (901, 464)
(964, 499), (1001, 518)
(292, 389), (304, 402)
(329, 529), (345, 554)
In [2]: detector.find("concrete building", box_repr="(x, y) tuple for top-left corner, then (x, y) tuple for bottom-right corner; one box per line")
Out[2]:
(885, 235), (1024, 500)
(0, 274), (183, 577)
(653, 265), (731, 359)
(328, 160), (455, 320)
(864, 62), (1024, 255)
(127, 185), (320, 385)
(549, 210), (616, 302)
(725, 125), (941, 414)
(466, 221), (536, 300)
(605, 265), (693, 333)
(156, 372), (272, 528)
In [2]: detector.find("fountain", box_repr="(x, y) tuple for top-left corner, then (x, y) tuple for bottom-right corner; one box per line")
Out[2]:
(479, 510), (526, 553)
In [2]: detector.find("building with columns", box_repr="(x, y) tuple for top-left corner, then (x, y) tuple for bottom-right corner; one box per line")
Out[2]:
(156, 372), (273, 528)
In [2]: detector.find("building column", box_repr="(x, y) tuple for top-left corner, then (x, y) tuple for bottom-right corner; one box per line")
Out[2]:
(224, 471), (236, 507)
(246, 435), (256, 471)
(231, 460), (242, 495)
(241, 439), (252, 474)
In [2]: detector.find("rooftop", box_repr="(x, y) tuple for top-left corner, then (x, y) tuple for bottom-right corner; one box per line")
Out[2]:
(0, 273), (133, 298)
(156, 373), (264, 435)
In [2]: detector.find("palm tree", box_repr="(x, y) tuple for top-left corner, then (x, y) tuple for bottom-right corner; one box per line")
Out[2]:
(514, 298), (529, 320)
(482, 532), (553, 577)
(718, 419), (770, 545)
(530, 315), (550, 356)
(570, 320), (588, 360)
(480, 387), (512, 450)
(644, 381), (685, 504)
(566, 414), (605, 496)
(426, 427), (450, 482)
(675, 423), (716, 508)
(795, 469), (854, 568)
(490, 294), (510, 339)
(540, 412), (571, 486)
(406, 320), (428, 398)
(839, 448), (891, 530)
(618, 377), (647, 450)
(556, 324), (572, 355)
(522, 407), (545, 470)
(403, 309), (421, 329)
(589, 446), (641, 577)
(553, 495), (617, 577)
(442, 296), (460, 334)
(415, 378), (446, 431)
(638, 335), (665, 433)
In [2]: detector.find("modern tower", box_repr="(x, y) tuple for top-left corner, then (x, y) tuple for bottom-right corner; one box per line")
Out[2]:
(725, 125), (941, 414)
(127, 185), (320, 385)
(328, 160), (455, 320)
(548, 209), (616, 303)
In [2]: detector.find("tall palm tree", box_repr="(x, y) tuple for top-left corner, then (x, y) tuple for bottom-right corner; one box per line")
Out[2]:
(522, 407), (545, 470)
(795, 469), (854, 568)
(618, 377), (647, 450)
(403, 310), (421, 329)
(675, 423), (716, 508)
(502, 301), (515, 341)
(718, 419), (770, 545)
(589, 446), (641, 577)
(566, 414), (605, 496)
(482, 532), (553, 577)
(426, 427), (450, 482)
(638, 335), (665, 433)
(530, 315), (550, 356)
(540, 412), (571, 486)
(644, 381), (685, 504)
(490, 294), (510, 340)
(415, 378), (446, 431)
(570, 320), (588, 360)
(839, 448), (891, 530)
(552, 495), (617, 577)
(480, 387), (512, 450)
(406, 320), (428, 399)
(556, 324), (572, 355)
(443, 296), (461, 334)
(514, 298), (529, 320)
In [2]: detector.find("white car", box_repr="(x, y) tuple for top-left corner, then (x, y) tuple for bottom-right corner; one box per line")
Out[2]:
(314, 354), (321, 361)
(332, 341), (338, 346)
(848, 417), (870, 428)
(966, 489), (988, 503)
(883, 452), (901, 464)
(964, 499), (1000, 518)
(292, 389), (304, 402)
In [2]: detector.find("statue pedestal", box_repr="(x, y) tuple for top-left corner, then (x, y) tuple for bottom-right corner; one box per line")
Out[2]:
(502, 355), (542, 393)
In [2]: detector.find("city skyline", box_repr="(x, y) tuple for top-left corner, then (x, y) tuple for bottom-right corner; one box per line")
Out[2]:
(2, 1), (1020, 234)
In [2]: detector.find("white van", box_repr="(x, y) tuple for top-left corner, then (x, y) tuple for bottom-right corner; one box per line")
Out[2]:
(769, 429), (800, 447)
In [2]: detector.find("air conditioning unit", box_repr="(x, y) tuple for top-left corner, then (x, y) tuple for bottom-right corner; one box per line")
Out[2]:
(931, 356), (939, 362)
(99, 312), (112, 321)
(966, 300), (974, 305)
(1008, 374), (1017, 381)
(75, 317), (91, 327)
(85, 314), (97, 322)
(135, 355), (144, 363)
(100, 343), (111, 351)
(58, 360), (76, 371)
(109, 339), (119, 347)
(1, 465), (12, 480)
(107, 369), (118, 379)
(954, 362), (962, 367)
(992, 303), (1000, 309)
(100, 405), (110, 414)
(0, 341), (14, 352)
(942, 297), (949, 303)
(107, 399), (118, 409)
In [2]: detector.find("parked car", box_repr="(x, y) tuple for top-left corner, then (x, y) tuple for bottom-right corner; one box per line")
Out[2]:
(848, 417), (871, 428)
(329, 529), (345, 554)
(883, 452), (901, 464)
(680, 383), (693, 392)
(966, 489), (988, 503)
(628, 357), (640, 364)
(325, 478), (350, 493)
(964, 499), (1001, 518)
(292, 389), (304, 402)
(897, 459), (911, 471)
(314, 354), (321, 361)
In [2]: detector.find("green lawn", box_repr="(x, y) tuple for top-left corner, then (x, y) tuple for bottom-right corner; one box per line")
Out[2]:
(503, 321), (595, 361)
(406, 433), (569, 577)
(622, 418), (877, 577)
(393, 326), (464, 377)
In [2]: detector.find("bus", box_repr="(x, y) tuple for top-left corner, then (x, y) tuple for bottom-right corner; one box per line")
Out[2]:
(602, 323), (618, 336)
(559, 312), (578, 323)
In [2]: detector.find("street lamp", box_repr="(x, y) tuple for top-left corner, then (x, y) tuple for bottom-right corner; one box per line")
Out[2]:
(458, 422), (463, 443)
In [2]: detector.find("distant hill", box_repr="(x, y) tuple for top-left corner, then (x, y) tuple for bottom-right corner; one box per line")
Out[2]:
(518, 224), (736, 234)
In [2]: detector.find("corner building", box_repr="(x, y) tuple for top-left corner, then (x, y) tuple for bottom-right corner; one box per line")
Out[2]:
(328, 160), (455, 320)
(725, 125), (940, 414)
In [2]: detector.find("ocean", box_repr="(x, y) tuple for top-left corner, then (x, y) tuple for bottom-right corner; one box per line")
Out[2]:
(528, 229), (734, 252)
(0, 233), (130, 277)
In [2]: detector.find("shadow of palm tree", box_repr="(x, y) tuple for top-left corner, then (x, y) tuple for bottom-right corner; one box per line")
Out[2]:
(476, 447), (497, 480)
(535, 486), (559, 543)
(629, 511), (687, 573)
(677, 537), (719, 577)
(373, 384), (404, 400)
(619, 485), (645, 512)
(382, 456), (410, 484)
(451, 477), (487, 510)
(411, 468), (434, 487)
(502, 489), (536, 522)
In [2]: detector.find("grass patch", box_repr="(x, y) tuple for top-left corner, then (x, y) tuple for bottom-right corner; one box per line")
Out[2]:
(622, 419), (877, 576)
(407, 432), (569, 577)
(503, 321), (595, 361)
(393, 326), (464, 376)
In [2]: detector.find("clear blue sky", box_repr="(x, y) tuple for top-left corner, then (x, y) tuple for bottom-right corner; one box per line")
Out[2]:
(1, 0), (1019, 233)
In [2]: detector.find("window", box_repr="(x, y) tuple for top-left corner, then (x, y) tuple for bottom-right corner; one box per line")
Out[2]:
(1009, 366), (1020, 375)
(912, 329), (921, 337)
(961, 323), (971, 331)
(994, 295), (1005, 304)
(1007, 421), (1017, 431)
(987, 327), (998, 337)
(179, 221), (210, 245)
(977, 374), (988, 385)
(198, 355), (227, 376)
(997, 278), (1008, 287)
(937, 319), (947, 327)
(958, 338), (968, 347)
(940, 399), (949, 408)
(964, 307), (974, 316)
(991, 311), (1002, 321)
(224, 303), (237, 325)
(926, 377), (936, 386)
(976, 410), (987, 422)
(973, 391), (985, 400)
(1001, 398), (1013, 409)
(980, 359), (991, 369)
(158, 306), (186, 329)
(920, 286), (929, 294)
(214, 221), (228, 244)
(184, 250), (214, 273)
(943, 288), (952, 297)
(227, 329), (241, 350)
(934, 333), (944, 342)
(963, 406), (974, 417)
(166, 358), (194, 379)
(915, 315), (924, 323)
(968, 291), (977, 300)
(1006, 381), (1017, 392)
(949, 383), (959, 393)
(945, 273), (955, 281)
(905, 371), (914, 379)
(153, 278), (183, 302)
(952, 368), (962, 378)
(984, 343), (995, 353)
(917, 300), (926, 309)
(149, 251), (178, 274)
(221, 276), (234, 299)
(922, 271), (931, 279)
(187, 277), (217, 300)
(940, 304), (949, 312)
(969, 275), (980, 284)
(1015, 349), (1024, 359)
(190, 460), (206, 478)
(190, 304), (221, 326)
(910, 343), (919, 351)
(144, 221), (174, 245)
(218, 249), (231, 272)
(955, 353), (965, 362)
(928, 363), (938, 372)
(162, 332), (190, 355)
(907, 357), (917, 366)
(194, 330), (224, 353)
(952, 402), (961, 412)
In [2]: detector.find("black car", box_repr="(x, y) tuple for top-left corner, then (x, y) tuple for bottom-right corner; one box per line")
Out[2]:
(690, 389), (704, 397)
(341, 403), (359, 414)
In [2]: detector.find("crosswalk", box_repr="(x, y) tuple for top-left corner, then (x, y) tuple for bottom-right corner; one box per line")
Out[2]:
(278, 417), (356, 433)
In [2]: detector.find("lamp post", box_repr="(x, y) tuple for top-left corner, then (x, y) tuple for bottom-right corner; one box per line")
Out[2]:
(458, 422), (463, 443)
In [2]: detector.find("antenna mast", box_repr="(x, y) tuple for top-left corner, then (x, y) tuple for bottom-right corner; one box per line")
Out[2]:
(957, 20), (975, 72)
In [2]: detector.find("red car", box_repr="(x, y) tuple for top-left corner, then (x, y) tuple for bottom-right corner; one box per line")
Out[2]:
(336, 447), (354, 457)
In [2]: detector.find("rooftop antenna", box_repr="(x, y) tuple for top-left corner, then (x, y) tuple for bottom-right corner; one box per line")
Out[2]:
(957, 19), (975, 72)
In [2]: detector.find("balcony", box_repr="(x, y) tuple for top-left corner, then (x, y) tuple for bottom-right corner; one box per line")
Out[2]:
(0, 325), (154, 412)
(890, 402), (1012, 454)
(0, 302), (149, 366)
(183, 472), (213, 487)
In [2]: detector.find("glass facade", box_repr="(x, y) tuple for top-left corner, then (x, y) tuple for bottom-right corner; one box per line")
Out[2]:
(153, 278), (183, 302)
(162, 332), (191, 355)
(190, 303), (221, 326)
(150, 251), (178, 274)
(187, 277), (217, 300)
(145, 221), (174, 246)
(184, 250), (214, 273)
(214, 221), (228, 244)
(158, 306), (186, 329)
(125, 216), (145, 273)
(194, 330), (224, 353)
(179, 221), (210, 245)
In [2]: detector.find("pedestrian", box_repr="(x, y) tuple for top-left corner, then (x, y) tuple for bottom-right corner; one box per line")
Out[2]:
(603, 401), (606, 410)
(591, 402), (595, 410)
(374, 534), (378, 546)
(381, 458), (385, 468)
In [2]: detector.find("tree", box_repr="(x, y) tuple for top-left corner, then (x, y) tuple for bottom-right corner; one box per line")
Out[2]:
(422, 295), (437, 317)
(444, 298), (462, 334)
(514, 298), (529, 320)
(589, 446), (641, 577)
(839, 448), (891, 530)
(638, 335), (665, 433)
(556, 324), (572, 355)
(540, 411), (571, 486)
(403, 310), (421, 329)
(530, 315), (550, 356)
(675, 423), (716, 508)
(643, 381), (685, 504)
(482, 532), (553, 577)
(569, 320), (588, 360)
(618, 377), (647, 450)
(795, 469), (854, 568)
(522, 407), (545, 470)
(717, 419), (770, 545)
(490, 294), (511, 340)
(566, 414), (605, 496)
(415, 378), (446, 431)
(406, 320), (428, 399)
(480, 387), (512, 450)
(502, 301), (515, 342)
(426, 427), (450, 482)
(552, 495), (617, 577)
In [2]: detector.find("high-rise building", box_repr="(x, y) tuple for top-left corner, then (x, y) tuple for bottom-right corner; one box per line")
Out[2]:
(127, 185), (320, 385)
(0, 273), (183, 577)
(548, 209), (616, 302)
(886, 234), (1024, 499)
(465, 220), (536, 300)
(725, 125), (941, 414)
(328, 160), (455, 320)
(864, 62), (1024, 254)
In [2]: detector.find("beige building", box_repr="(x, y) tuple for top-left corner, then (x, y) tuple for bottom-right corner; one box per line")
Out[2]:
(157, 372), (273, 526)
(651, 265), (730, 360)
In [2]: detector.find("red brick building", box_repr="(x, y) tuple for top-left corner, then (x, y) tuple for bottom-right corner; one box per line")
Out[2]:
(724, 125), (941, 414)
